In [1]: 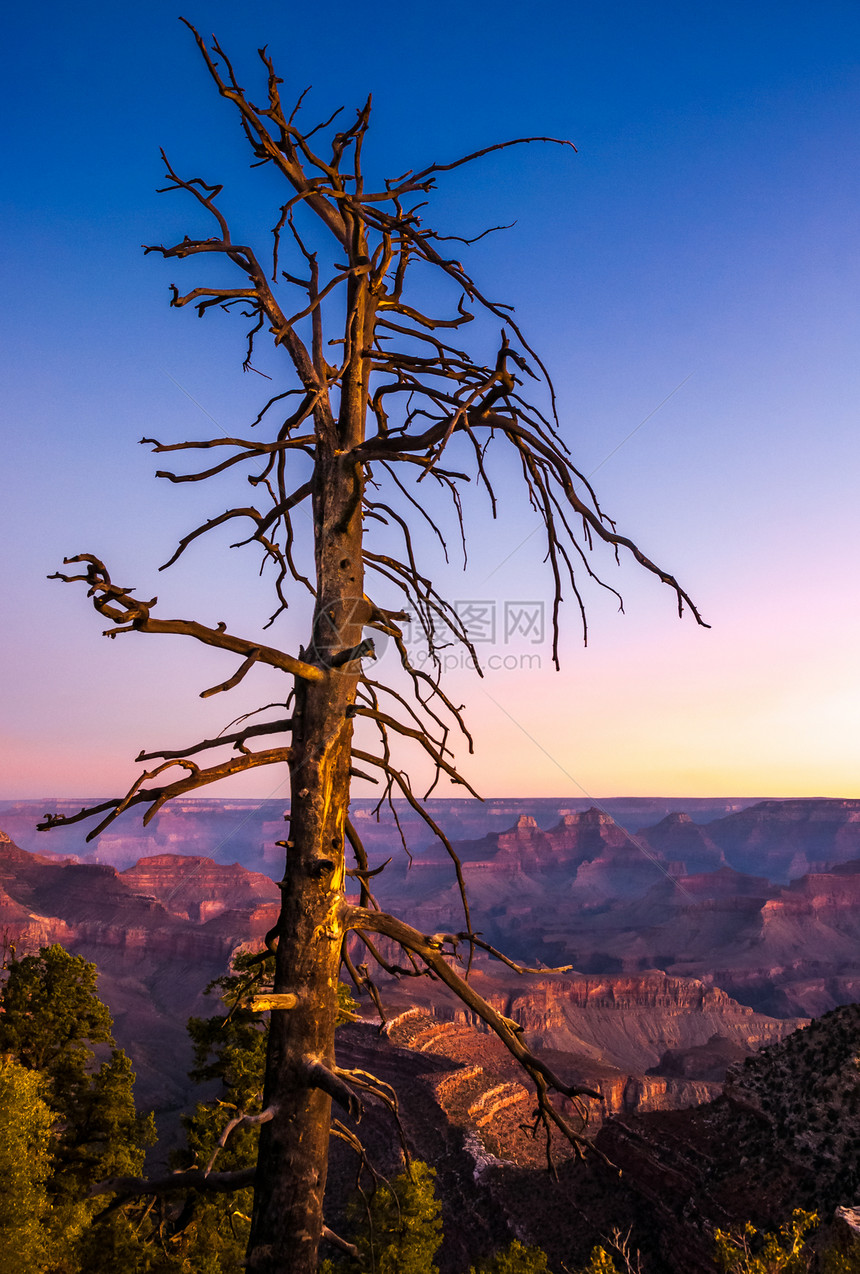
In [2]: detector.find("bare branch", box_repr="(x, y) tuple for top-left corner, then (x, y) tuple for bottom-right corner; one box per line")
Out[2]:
(204, 1107), (276, 1176)
(135, 716), (292, 763)
(45, 34), (702, 1264)
(454, 933), (573, 977)
(90, 1167), (256, 1199)
(346, 906), (601, 1157)
(39, 746), (293, 840)
(321, 1226), (358, 1257)
(200, 648), (261, 699)
(48, 555), (323, 681)
(303, 1057), (362, 1121)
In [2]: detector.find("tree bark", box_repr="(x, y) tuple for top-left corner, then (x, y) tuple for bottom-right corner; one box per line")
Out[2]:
(246, 282), (373, 1271)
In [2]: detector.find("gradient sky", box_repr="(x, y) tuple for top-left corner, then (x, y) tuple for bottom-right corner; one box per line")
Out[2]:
(2, 1), (859, 802)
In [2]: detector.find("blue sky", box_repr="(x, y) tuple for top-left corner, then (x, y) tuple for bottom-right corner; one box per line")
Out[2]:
(2, 0), (859, 800)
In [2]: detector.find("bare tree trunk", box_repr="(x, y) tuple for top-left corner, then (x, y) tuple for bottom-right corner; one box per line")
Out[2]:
(248, 366), (369, 1270)
(246, 690), (347, 1272)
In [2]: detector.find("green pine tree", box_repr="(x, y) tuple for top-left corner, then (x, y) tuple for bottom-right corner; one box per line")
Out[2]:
(0, 1056), (56, 1274)
(714, 1210), (818, 1273)
(470, 1237), (552, 1273)
(156, 954), (357, 1271)
(0, 944), (155, 1187)
(323, 1160), (443, 1274)
(0, 944), (156, 1270)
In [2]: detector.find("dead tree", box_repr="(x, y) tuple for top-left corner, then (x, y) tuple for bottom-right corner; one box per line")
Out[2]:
(42, 24), (707, 1274)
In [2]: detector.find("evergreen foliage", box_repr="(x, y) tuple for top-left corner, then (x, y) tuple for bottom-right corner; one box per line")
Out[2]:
(0, 944), (156, 1270)
(0, 1056), (55, 1274)
(0, 943), (113, 1070)
(321, 1160), (443, 1274)
(715, 1210), (860, 1274)
(714, 1210), (814, 1273)
(469, 1237), (552, 1272)
(143, 954), (357, 1269)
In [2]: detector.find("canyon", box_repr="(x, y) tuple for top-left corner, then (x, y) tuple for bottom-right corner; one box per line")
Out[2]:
(0, 794), (764, 872)
(8, 797), (860, 1024)
(368, 801), (860, 1018)
(4, 796), (859, 1129)
(2, 796), (860, 1270)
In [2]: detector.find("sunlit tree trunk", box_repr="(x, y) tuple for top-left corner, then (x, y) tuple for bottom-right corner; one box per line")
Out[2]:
(248, 279), (374, 1270)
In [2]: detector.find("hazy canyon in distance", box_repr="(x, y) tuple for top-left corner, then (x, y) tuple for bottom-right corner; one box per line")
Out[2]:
(3, 794), (860, 1065)
(3, 794), (860, 1268)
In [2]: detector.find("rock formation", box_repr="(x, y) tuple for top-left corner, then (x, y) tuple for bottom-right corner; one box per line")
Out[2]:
(701, 798), (860, 881)
(636, 810), (727, 874)
(0, 833), (276, 1118)
(329, 1002), (860, 1274)
(121, 854), (279, 922)
(4, 813), (858, 1273)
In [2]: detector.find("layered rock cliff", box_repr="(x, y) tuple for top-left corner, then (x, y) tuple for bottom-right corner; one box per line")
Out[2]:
(121, 854), (279, 922)
(5, 815), (854, 1274)
(702, 798), (860, 881)
(444, 1005), (860, 1274)
(377, 964), (802, 1076)
(0, 834), (277, 1115)
(636, 810), (728, 874)
(0, 795), (762, 871)
(368, 806), (860, 1018)
(415, 808), (678, 894)
(381, 1006), (722, 1140)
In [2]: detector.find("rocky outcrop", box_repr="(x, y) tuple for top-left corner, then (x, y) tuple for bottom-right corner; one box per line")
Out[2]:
(478, 971), (802, 1073)
(0, 832), (276, 1115)
(414, 807), (666, 877)
(833, 1205), (860, 1255)
(330, 1001), (860, 1274)
(561, 1002), (860, 1274)
(648, 1032), (752, 1081)
(0, 879), (76, 949)
(5, 800), (859, 1140)
(406, 808), (683, 913)
(724, 1003), (860, 1172)
(379, 838), (860, 1020)
(121, 854), (279, 922)
(381, 1005), (722, 1154)
(377, 963), (801, 1080)
(1, 795), (765, 873)
(637, 811), (727, 874)
(14, 795), (860, 886)
(703, 798), (860, 881)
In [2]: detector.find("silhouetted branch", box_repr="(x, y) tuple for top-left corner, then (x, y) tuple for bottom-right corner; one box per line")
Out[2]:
(90, 1168), (256, 1198)
(49, 555), (322, 679)
(45, 29), (704, 1254)
(135, 717), (293, 763)
(39, 746), (293, 840)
